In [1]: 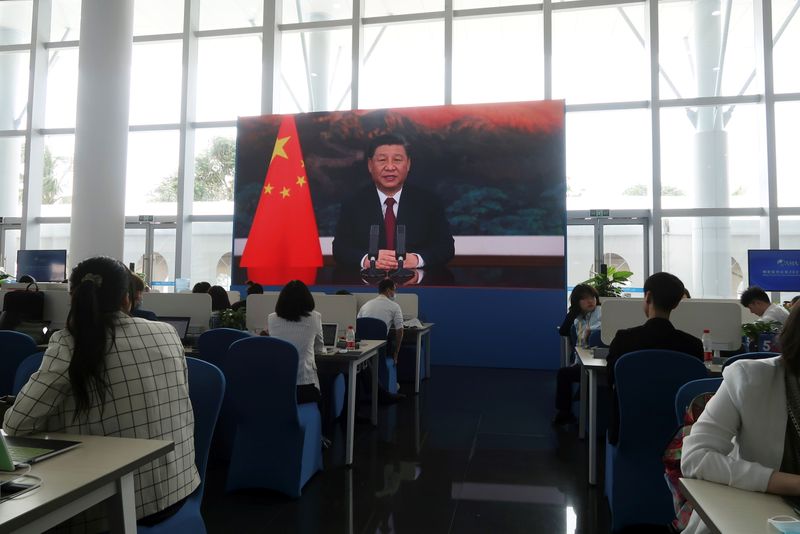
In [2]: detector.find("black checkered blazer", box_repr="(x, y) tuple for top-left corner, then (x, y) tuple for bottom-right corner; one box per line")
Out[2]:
(3, 312), (200, 531)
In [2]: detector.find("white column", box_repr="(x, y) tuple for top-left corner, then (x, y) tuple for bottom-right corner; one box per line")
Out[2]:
(690, 0), (731, 297)
(0, 28), (25, 217)
(69, 0), (133, 266)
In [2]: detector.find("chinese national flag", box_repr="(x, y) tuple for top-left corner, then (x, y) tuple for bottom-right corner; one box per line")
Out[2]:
(240, 115), (323, 285)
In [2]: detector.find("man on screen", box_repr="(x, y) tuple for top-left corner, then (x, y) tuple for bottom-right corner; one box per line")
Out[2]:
(332, 134), (455, 270)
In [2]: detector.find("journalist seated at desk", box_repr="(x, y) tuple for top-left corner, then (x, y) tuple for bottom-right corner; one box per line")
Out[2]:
(266, 280), (323, 407)
(681, 305), (800, 534)
(128, 270), (157, 320)
(552, 283), (602, 426)
(740, 285), (790, 327)
(606, 272), (703, 445)
(3, 256), (199, 532)
(208, 284), (231, 329)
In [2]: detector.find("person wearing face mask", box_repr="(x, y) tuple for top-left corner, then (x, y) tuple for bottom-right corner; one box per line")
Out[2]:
(358, 279), (404, 363)
(681, 305), (800, 534)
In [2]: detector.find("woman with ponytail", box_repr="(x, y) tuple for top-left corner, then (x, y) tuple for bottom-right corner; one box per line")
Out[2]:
(3, 256), (199, 531)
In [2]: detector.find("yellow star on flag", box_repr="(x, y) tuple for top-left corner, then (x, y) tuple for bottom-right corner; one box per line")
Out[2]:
(263, 183), (273, 195)
(271, 136), (290, 162)
(280, 187), (291, 199)
(300, 160), (305, 168)
(296, 176), (306, 187)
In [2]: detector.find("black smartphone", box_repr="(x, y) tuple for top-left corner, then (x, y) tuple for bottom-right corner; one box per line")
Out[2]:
(0, 481), (35, 499)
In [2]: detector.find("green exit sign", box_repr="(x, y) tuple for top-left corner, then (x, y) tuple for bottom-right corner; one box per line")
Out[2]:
(138, 215), (154, 222)
(590, 209), (610, 217)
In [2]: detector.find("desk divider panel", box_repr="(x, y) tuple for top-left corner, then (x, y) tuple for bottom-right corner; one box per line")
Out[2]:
(246, 294), (279, 332)
(315, 295), (357, 338)
(601, 298), (746, 349)
(141, 293), (212, 333)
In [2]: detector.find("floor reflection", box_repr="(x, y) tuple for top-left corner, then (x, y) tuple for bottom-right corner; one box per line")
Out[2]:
(202, 366), (610, 534)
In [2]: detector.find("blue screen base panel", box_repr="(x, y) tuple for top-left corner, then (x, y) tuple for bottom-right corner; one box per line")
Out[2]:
(298, 286), (564, 371)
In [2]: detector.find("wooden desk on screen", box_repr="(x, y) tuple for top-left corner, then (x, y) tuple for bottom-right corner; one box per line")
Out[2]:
(679, 478), (794, 534)
(315, 340), (385, 466)
(0, 433), (173, 534)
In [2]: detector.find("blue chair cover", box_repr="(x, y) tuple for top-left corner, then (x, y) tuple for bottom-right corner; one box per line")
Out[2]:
(722, 351), (778, 369)
(222, 337), (323, 498)
(605, 350), (708, 532)
(674, 377), (723, 426)
(0, 331), (39, 396)
(139, 357), (226, 533)
(357, 317), (396, 394)
(12, 351), (44, 396)
(196, 328), (251, 368)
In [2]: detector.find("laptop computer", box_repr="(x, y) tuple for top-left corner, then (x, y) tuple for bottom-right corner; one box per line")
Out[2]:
(322, 323), (338, 349)
(159, 316), (191, 342)
(0, 434), (81, 471)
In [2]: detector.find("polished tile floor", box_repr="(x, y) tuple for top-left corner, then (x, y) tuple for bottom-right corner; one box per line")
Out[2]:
(202, 366), (611, 533)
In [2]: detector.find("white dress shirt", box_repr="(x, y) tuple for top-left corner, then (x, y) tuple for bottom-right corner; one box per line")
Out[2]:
(681, 356), (787, 534)
(267, 310), (323, 389)
(4, 313), (200, 531)
(357, 294), (404, 331)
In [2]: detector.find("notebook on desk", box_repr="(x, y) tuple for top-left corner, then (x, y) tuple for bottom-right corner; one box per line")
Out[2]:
(158, 316), (191, 342)
(0, 434), (81, 471)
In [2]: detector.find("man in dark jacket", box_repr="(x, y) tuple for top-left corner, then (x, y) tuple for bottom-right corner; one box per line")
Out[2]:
(606, 272), (703, 445)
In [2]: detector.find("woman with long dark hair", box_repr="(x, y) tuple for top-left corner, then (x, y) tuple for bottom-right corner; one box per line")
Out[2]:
(3, 256), (198, 531)
(267, 280), (324, 405)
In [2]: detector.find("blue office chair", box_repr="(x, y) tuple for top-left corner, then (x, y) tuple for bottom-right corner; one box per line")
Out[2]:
(357, 317), (397, 394)
(674, 377), (723, 426)
(12, 351), (44, 395)
(139, 357), (226, 533)
(0, 331), (39, 396)
(605, 350), (708, 532)
(196, 328), (251, 368)
(222, 337), (323, 498)
(722, 351), (778, 368)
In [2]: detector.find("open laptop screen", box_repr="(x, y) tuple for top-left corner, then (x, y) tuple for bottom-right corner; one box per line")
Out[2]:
(159, 316), (191, 341)
(322, 323), (338, 346)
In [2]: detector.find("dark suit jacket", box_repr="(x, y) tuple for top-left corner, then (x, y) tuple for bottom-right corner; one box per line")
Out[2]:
(606, 317), (703, 445)
(332, 184), (455, 268)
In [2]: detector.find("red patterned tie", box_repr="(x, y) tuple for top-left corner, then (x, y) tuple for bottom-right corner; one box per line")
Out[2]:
(384, 197), (396, 250)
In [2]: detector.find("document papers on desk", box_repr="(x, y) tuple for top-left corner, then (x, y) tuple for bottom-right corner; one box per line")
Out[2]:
(403, 318), (423, 328)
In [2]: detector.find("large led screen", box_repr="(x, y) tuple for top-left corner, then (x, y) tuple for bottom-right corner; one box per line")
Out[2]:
(232, 101), (565, 288)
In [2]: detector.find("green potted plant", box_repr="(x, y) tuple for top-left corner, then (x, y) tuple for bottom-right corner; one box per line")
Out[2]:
(583, 266), (633, 297)
(219, 307), (247, 330)
(741, 320), (782, 350)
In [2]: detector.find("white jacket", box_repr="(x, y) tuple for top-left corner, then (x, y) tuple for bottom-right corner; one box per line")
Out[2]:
(681, 356), (787, 534)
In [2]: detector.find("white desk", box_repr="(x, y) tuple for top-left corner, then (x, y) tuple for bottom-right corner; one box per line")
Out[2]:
(575, 347), (606, 486)
(576, 347), (722, 486)
(316, 340), (385, 466)
(0, 433), (173, 533)
(403, 322), (434, 394)
(680, 478), (794, 534)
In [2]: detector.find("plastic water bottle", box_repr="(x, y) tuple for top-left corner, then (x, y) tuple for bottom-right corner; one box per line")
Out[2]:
(702, 329), (713, 364)
(346, 326), (356, 350)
